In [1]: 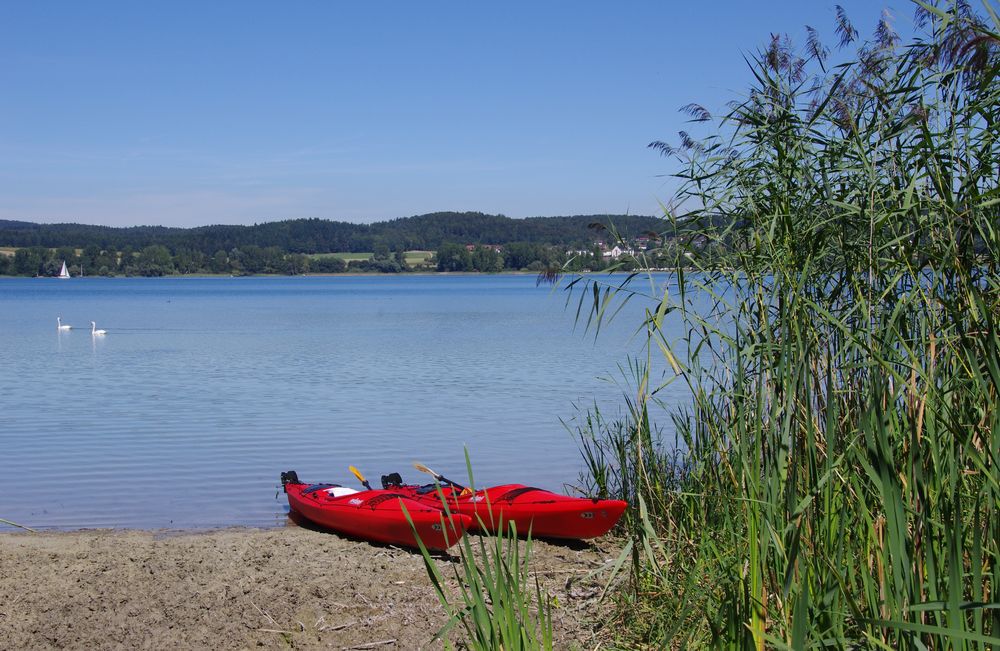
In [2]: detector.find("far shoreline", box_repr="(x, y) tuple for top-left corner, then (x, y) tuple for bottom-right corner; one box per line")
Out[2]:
(0, 271), (539, 279)
(0, 268), (685, 280)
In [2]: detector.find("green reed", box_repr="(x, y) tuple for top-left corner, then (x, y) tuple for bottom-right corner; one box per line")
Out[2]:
(565, 3), (1000, 648)
(406, 452), (553, 651)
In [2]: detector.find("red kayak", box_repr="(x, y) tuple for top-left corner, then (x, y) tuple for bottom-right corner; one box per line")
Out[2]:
(382, 475), (627, 540)
(281, 471), (471, 550)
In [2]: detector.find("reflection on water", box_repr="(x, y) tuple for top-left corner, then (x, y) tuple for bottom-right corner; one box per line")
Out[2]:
(0, 275), (683, 529)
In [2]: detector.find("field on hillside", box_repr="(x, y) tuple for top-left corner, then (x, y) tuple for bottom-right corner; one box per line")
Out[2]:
(310, 251), (434, 266)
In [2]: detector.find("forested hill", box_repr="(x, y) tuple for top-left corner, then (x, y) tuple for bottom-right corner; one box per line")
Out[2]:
(0, 212), (665, 254)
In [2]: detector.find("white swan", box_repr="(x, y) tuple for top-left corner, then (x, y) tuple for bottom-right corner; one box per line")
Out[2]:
(57, 317), (72, 330)
(90, 321), (107, 336)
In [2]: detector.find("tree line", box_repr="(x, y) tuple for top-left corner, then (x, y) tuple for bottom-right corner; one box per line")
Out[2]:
(0, 233), (729, 276)
(1, 212), (728, 276)
(0, 212), (665, 255)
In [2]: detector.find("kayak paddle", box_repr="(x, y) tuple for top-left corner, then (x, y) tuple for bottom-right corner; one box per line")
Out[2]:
(412, 461), (467, 491)
(348, 465), (373, 490)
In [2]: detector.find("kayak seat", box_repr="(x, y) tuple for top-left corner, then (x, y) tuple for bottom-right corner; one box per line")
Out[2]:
(494, 487), (544, 503)
(381, 472), (403, 489)
(303, 483), (340, 495)
(416, 482), (462, 495)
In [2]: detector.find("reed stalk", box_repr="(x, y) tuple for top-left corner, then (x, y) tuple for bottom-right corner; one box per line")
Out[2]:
(567, 3), (1000, 647)
(405, 453), (553, 650)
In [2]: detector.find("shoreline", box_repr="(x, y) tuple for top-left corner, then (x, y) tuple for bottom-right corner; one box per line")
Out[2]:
(0, 525), (616, 649)
(0, 270), (541, 279)
(0, 269), (685, 280)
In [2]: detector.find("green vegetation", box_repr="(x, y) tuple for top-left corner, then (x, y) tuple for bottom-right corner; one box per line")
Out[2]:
(309, 251), (434, 273)
(312, 250), (433, 265)
(0, 517), (36, 532)
(563, 3), (999, 648)
(0, 212), (662, 253)
(404, 250), (435, 267)
(410, 517), (553, 651)
(313, 252), (372, 262)
(0, 212), (675, 276)
(407, 456), (553, 651)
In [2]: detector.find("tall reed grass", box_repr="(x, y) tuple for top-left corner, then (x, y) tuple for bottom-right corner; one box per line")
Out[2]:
(406, 454), (553, 650)
(567, 3), (999, 647)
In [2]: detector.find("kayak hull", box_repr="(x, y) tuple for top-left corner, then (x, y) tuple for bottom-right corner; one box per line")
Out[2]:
(284, 481), (470, 550)
(396, 483), (627, 540)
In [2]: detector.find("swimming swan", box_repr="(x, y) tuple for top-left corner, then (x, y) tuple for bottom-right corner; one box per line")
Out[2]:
(90, 321), (107, 336)
(57, 317), (72, 330)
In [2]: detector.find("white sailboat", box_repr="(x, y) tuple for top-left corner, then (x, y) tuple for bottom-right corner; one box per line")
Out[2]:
(57, 261), (70, 279)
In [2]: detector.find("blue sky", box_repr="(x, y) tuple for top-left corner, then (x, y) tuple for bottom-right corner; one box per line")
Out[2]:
(0, 1), (912, 227)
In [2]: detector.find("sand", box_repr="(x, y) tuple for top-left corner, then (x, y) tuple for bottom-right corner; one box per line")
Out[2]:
(0, 525), (618, 650)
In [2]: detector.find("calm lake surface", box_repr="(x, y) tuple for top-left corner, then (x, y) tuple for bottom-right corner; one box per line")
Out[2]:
(0, 274), (682, 530)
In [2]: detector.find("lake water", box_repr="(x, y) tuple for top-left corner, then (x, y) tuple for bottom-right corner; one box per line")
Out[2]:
(0, 274), (682, 530)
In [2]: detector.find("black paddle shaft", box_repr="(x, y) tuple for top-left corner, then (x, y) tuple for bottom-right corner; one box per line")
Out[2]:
(433, 472), (466, 492)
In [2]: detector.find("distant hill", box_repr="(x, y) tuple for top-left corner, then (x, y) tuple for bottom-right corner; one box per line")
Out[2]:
(0, 212), (667, 254)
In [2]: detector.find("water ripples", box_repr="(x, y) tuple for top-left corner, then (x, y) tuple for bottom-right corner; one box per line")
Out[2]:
(0, 275), (680, 530)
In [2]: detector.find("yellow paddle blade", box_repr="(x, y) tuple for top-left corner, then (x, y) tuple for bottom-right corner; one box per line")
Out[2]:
(412, 461), (466, 491)
(348, 465), (367, 485)
(413, 461), (436, 477)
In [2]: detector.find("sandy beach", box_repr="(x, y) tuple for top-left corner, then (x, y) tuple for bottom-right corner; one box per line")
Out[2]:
(0, 524), (617, 650)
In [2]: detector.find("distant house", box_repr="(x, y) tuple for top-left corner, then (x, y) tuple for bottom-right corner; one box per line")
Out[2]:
(465, 244), (504, 253)
(602, 245), (626, 259)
